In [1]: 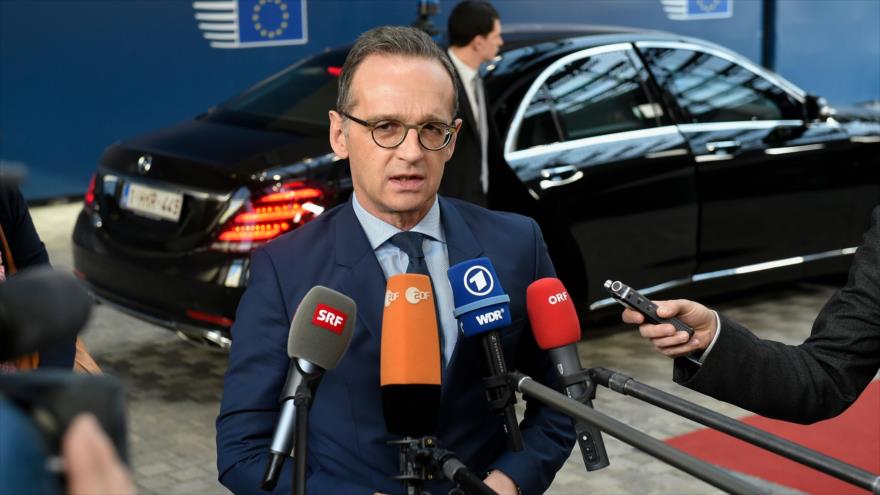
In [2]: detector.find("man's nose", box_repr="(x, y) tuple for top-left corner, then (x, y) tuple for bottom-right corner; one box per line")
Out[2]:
(397, 128), (424, 160)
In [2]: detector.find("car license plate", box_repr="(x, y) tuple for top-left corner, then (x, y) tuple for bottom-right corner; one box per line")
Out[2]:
(121, 182), (183, 222)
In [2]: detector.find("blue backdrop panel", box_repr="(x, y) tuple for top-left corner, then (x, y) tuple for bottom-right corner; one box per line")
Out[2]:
(0, 0), (876, 200)
(775, 0), (880, 106)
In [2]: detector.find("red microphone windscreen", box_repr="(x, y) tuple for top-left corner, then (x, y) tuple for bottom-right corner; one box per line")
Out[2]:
(526, 277), (581, 350)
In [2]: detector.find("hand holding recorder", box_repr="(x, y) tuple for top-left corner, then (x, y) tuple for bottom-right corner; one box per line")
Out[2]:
(616, 292), (718, 358)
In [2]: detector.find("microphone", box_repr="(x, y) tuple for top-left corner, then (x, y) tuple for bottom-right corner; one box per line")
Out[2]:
(260, 286), (356, 492)
(447, 257), (523, 452)
(380, 273), (442, 437)
(527, 277), (610, 471)
(381, 274), (497, 495)
(0, 267), (92, 361)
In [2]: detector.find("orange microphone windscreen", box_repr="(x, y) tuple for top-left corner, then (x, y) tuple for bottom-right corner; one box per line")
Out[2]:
(380, 273), (442, 387)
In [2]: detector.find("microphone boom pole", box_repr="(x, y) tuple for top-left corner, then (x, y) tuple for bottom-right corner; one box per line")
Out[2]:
(510, 371), (765, 495)
(590, 367), (880, 494)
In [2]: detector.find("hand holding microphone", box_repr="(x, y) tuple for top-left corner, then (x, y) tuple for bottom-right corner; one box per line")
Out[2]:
(261, 286), (356, 492)
(527, 278), (609, 471)
(447, 257), (523, 452)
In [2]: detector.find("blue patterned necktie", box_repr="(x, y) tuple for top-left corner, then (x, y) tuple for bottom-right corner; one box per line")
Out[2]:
(389, 231), (429, 275)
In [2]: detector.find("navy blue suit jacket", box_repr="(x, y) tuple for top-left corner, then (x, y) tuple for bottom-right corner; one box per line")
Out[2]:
(216, 197), (575, 494)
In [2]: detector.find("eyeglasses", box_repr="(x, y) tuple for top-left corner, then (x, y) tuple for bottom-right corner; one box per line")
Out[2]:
(339, 111), (456, 151)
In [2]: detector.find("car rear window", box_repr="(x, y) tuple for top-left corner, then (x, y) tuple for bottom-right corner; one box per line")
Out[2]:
(206, 50), (347, 134)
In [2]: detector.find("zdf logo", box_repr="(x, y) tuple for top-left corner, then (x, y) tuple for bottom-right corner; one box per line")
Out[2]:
(405, 287), (431, 304)
(385, 290), (400, 308)
(548, 291), (569, 305)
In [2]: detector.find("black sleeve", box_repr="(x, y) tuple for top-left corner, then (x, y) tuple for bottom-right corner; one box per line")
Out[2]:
(674, 206), (880, 424)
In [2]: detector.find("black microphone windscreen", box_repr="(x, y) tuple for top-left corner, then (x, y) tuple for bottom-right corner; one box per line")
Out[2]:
(0, 267), (92, 361)
(287, 286), (356, 370)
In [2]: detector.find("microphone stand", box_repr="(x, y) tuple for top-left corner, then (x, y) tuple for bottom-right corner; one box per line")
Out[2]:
(590, 367), (880, 494)
(508, 371), (765, 495)
(292, 382), (313, 495)
(389, 436), (497, 495)
(480, 334), (523, 452)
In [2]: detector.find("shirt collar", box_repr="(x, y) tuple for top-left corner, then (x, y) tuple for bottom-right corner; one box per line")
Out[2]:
(447, 48), (479, 84)
(351, 192), (445, 250)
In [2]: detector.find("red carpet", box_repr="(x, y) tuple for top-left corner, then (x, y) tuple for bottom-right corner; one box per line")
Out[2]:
(665, 380), (880, 494)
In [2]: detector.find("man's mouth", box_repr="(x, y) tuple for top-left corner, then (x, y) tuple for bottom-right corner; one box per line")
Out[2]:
(389, 174), (425, 188)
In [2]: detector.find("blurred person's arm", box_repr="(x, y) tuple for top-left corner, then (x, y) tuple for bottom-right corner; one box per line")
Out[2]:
(0, 184), (76, 368)
(63, 414), (135, 495)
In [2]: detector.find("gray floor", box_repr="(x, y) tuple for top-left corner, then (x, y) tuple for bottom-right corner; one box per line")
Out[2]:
(31, 202), (859, 494)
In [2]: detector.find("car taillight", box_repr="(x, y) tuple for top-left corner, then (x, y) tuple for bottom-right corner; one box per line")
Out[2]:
(84, 173), (97, 211)
(211, 182), (326, 252)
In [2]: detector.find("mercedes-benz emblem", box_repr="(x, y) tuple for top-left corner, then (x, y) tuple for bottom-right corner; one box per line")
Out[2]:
(137, 155), (152, 174)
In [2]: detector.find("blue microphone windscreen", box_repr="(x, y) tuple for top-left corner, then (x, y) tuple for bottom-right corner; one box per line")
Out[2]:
(447, 257), (511, 337)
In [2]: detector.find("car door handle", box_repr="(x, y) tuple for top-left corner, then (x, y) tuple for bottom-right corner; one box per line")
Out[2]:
(539, 165), (584, 190)
(705, 140), (741, 153)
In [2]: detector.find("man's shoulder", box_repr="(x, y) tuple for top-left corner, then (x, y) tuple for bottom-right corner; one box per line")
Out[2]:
(258, 201), (349, 259)
(444, 197), (538, 235)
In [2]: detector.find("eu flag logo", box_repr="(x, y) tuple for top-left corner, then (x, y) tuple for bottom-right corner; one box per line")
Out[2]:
(661, 0), (733, 20)
(194, 0), (308, 49)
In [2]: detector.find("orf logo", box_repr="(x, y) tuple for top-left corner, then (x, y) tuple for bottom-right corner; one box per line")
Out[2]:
(137, 155), (152, 174)
(405, 287), (431, 304)
(312, 304), (347, 334)
(548, 291), (569, 305)
(463, 265), (494, 297)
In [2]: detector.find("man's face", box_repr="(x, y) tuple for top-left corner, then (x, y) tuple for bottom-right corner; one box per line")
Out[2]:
(476, 19), (503, 62)
(328, 54), (460, 229)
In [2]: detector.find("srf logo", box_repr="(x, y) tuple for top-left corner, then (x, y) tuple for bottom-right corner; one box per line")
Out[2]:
(463, 265), (494, 297)
(405, 287), (431, 304)
(385, 290), (400, 308)
(312, 304), (347, 334)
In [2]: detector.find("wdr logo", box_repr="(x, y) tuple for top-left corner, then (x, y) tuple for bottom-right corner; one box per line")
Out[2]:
(193, 0), (308, 49)
(475, 308), (505, 326)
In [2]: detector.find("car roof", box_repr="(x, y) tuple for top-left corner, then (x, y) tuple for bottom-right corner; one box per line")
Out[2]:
(498, 23), (668, 50)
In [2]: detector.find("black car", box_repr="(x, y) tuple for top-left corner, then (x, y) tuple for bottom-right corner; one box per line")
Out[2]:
(73, 25), (880, 348)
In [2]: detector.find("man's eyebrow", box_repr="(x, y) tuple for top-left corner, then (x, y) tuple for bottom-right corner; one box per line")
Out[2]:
(362, 113), (452, 123)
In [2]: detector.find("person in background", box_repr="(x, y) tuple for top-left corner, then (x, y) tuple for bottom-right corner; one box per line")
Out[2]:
(440, 0), (504, 207)
(622, 206), (880, 424)
(0, 183), (76, 371)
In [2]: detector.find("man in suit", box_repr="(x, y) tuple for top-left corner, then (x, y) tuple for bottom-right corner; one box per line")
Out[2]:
(622, 207), (880, 424)
(440, 1), (504, 207)
(216, 26), (574, 495)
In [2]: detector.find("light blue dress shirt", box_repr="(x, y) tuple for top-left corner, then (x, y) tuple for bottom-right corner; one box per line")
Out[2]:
(351, 193), (459, 365)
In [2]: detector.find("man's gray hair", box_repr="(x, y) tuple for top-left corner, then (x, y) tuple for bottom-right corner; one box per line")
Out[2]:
(337, 26), (458, 118)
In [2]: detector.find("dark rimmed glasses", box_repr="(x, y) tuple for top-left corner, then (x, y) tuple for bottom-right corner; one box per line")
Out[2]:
(339, 111), (456, 151)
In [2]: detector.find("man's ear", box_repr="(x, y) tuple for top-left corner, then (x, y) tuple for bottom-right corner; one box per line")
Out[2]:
(444, 118), (464, 161)
(328, 110), (349, 159)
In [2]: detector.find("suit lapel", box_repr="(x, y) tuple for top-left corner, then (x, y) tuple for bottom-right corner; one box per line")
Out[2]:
(334, 201), (386, 340)
(438, 198), (484, 399)
(453, 71), (480, 143)
(440, 197), (483, 266)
